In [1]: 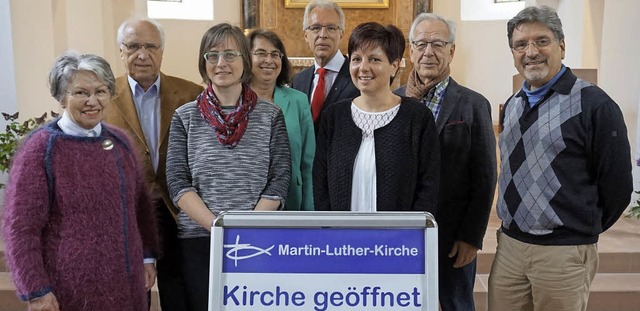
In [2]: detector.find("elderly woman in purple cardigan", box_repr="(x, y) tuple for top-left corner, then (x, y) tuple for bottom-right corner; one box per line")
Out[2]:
(1, 51), (160, 311)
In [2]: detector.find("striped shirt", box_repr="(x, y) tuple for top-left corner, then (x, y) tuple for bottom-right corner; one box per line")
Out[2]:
(166, 99), (291, 238)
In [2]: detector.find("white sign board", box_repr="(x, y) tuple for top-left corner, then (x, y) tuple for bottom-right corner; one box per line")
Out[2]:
(209, 211), (438, 311)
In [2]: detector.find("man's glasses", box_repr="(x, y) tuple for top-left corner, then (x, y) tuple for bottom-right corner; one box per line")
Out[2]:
(203, 51), (243, 64)
(67, 88), (110, 101)
(306, 24), (341, 34)
(411, 40), (450, 52)
(511, 38), (554, 52)
(121, 42), (161, 53)
(252, 49), (283, 60)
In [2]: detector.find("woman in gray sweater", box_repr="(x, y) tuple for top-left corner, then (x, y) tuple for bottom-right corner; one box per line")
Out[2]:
(166, 23), (291, 310)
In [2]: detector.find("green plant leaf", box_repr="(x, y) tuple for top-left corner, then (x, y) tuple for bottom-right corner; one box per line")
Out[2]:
(0, 111), (52, 188)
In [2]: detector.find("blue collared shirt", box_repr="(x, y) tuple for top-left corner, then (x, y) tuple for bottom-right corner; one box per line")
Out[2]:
(522, 65), (567, 107)
(128, 75), (161, 172)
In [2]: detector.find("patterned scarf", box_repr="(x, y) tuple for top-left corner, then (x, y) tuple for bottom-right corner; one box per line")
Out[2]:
(196, 83), (258, 148)
(405, 66), (450, 99)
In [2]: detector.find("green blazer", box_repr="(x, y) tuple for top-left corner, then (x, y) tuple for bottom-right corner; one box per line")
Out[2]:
(274, 86), (316, 210)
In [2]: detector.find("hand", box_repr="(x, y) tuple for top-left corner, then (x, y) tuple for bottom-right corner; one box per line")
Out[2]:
(27, 292), (59, 311)
(254, 198), (281, 211)
(144, 263), (157, 291)
(448, 240), (479, 268)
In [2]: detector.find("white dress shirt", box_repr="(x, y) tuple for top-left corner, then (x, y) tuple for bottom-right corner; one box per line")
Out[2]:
(311, 50), (346, 102)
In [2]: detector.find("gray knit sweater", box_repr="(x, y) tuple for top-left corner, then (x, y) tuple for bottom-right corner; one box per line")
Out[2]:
(167, 99), (291, 238)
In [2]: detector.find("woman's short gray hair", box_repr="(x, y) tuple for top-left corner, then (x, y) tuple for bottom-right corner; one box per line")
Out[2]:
(48, 51), (116, 103)
(302, 0), (345, 31)
(507, 6), (564, 47)
(409, 13), (457, 44)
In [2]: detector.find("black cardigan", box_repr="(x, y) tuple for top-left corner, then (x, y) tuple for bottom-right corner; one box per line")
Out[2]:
(313, 96), (440, 214)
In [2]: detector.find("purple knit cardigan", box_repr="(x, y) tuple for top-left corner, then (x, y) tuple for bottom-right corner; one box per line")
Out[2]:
(2, 121), (159, 310)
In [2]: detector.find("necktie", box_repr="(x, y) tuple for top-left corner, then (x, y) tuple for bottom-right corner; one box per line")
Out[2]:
(87, 130), (97, 137)
(311, 67), (327, 122)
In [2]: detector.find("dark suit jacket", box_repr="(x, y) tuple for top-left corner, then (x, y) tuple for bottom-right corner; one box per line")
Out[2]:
(104, 73), (203, 217)
(396, 78), (497, 250)
(291, 55), (360, 127)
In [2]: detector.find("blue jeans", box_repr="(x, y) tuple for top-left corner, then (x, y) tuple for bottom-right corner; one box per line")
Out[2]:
(439, 245), (477, 311)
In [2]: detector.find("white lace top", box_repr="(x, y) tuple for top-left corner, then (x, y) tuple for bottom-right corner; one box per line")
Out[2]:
(350, 102), (400, 212)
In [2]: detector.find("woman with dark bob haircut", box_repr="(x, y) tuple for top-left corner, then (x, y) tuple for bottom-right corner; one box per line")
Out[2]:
(166, 23), (291, 310)
(2, 51), (159, 310)
(314, 22), (440, 213)
(248, 28), (316, 211)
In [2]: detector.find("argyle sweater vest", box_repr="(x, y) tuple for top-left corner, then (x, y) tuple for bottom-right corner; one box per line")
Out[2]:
(497, 78), (594, 244)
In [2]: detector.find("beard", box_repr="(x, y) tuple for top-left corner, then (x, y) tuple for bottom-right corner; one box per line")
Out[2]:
(520, 56), (551, 88)
(523, 66), (549, 84)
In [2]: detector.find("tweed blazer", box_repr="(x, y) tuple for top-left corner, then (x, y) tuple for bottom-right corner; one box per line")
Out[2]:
(396, 78), (497, 249)
(104, 72), (203, 217)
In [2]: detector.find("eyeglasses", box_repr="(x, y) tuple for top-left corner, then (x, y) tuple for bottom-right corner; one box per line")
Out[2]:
(121, 42), (161, 53)
(67, 88), (110, 101)
(411, 40), (450, 52)
(252, 49), (283, 60)
(511, 38), (554, 52)
(306, 24), (341, 34)
(203, 51), (242, 64)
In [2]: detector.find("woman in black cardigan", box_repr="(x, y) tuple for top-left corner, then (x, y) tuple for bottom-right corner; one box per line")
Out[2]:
(313, 22), (440, 214)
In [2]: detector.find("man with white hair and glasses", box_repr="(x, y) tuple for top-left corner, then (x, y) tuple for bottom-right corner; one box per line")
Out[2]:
(104, 17), (203, 311)
(395, 12), (497, 311)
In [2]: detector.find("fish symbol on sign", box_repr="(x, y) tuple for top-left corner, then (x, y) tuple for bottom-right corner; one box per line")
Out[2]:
(223, 235), (275, 267)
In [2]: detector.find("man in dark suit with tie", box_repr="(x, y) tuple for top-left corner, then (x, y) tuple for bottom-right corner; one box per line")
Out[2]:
(104, 18), (203, 311)
(292, 0), (359, 127)
(395, 13), (496, 311)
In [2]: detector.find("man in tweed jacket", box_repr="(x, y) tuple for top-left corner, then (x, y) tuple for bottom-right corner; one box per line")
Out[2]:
(104, 18), (203, 311)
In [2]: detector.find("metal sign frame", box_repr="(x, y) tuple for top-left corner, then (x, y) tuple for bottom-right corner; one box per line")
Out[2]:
(209, 211), (438, 311)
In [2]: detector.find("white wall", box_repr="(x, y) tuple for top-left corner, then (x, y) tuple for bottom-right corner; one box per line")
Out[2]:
(556, 0), (585, 68)
(581, 0), (603, 68)
(599, 0), (640, 140)
(148, 0), (213, 20)
(5, 0), (639, 166)
(0, 0), (17, 122)
(435, 0), (516, 121)
(159, 1), (242, 84)
(4, 0), (240, 122)
(9, 0), (59, 119)
(598, 0), (640, 191)
(435, 0), (640, 131)
(461, 0), (525, 21)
